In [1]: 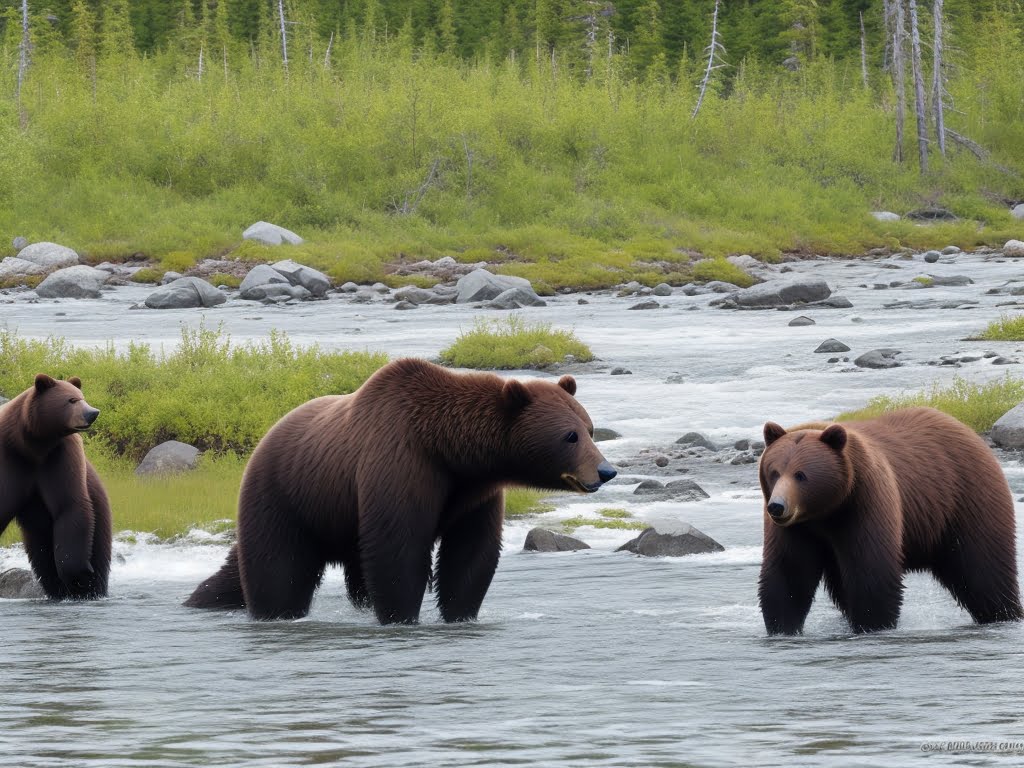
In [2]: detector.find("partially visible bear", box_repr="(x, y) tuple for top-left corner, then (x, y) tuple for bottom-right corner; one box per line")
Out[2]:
(0, 374), (112, 599)
(186, 358), (617, 624)
(758, 407), (1022, 634)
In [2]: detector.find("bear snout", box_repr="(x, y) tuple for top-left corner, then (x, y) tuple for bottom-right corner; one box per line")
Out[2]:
(597, 461), (617, 484)
(767, 500), (787, 519)
(85, 407), (100, 425)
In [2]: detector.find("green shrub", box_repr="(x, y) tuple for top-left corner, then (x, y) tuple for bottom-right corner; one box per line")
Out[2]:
(505, 488), (557, 518)
(838, 376), (1024, 433)
(972, 314), (1024, 341)
(207, 272), (242, 288)
(130, 267), (165, 284)
(912, 276), (934, 286)
(439, 316), (594, 370)
(692, 258), (757, 287)
(0, 326), (387, 460)
(560, 516), (648, 533)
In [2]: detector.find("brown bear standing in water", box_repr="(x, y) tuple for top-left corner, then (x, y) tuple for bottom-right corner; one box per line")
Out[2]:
(186, 358), (617, 624)
(757, 407), (1022, 634)
(0, 375), (112, 599)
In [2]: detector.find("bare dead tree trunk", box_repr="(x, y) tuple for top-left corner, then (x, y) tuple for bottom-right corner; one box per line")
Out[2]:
(278, 0), (289, 73)
(932, 0), (946, 157)
(324, 31), (334, 70)
(888, 0), (907, 163)
(692, 0), (724, 120)
(908, 0), (929, 173)
(859, 12), (869, 88)
(16, 0), (31, 101)
(197, 44), (204, 81)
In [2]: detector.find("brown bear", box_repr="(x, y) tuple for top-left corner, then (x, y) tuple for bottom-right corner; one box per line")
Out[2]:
(0, 374), (112, 599)
(185, 358), (617, 624)
(757, 407), (1022, 634)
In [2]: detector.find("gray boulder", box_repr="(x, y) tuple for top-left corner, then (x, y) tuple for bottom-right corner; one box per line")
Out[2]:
(675, 432), (718, 451)
(35, 265), (110, 299)
(728, 278), (831, 308)
(135, 441), (201, 476)
(523, 528), (591, 552)
(0, 568), (45, 599)
(1011, 204), (1024, 220)
(242, 221), (303, 246)
(991, 403), (1024, 449)
(854, 349), (903, 369)
(339, 281), (359, 293)
(245, 284), (311, 303)
(593, 427), (621, 442)
(16, 241), (80, 270)
(1003, 240), (1024, 258)
(871, 211), (901, 222)
(0, 257), (46, 281)
(628, 299), (660, 310)
(617, 521), (724, 557)
(144, 277), (227, 309)
(160, 271), (182, 285)
(488, 286), (547, 309)
(239, 264), (288, 298)
(928, 275), (973, 287)
(394, 300), (418, 310)
(271, 260), (330, 296)
(814, 338), (851, 354)
(652, 283), (672, 296)
(633, 478), (710, 502)
(941, 246), (961, 255)
(11, 236), (28, 252)
(455, 269), (533, 304)
(394, 286), (437, 305)
(923, 250), (941, 263)
(788, 315), (815, 326)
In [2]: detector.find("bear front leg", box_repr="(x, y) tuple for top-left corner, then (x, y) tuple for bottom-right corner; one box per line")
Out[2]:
(833, 522), (904, 633)
(37, 458), (96, 594)
(17, 502), (69, 600)
(759, 521), (825, 635)
(435, 493), (504, 623)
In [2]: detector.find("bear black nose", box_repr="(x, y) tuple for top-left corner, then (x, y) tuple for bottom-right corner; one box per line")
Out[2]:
(597, 462), (617, 484)
(85, 408), (100, 425)
(767, 501), (786, 519)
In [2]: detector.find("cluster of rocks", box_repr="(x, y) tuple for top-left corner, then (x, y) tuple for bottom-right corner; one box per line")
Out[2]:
(523, 520), (723, 557)
(710, 277), (852, 311)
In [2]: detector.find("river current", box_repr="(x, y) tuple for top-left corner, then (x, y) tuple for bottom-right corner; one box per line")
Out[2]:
(2, 251), (1024, 766)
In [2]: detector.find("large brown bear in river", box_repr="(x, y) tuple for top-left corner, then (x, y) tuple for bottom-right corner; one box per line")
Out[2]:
(186, 358), (617, 624)
(0, 374), (112, 599)
(757, 407), (1022, 634)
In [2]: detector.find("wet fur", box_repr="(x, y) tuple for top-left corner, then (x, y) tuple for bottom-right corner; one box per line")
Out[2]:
(185, 358), (609, 624)
(758, 407), (1022, 634)
(0, 376), (111, 599)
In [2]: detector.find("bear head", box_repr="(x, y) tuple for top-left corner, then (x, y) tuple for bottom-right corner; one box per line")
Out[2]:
(501, 374), (616, 493)
(26, 374), (101, 441)
(758, 421), (853, 527)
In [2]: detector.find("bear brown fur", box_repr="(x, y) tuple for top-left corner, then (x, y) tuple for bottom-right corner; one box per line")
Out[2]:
(0, 374), (112, 599)
(757, 407), (1022, 634)
(185, 358), (617, 624)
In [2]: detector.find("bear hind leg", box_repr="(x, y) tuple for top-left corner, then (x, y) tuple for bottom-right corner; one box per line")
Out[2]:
(435, 494), (503, 623)
(931, 527), (1023, 624)
(240, 531), (326, 621)
(184, 544), (246, 610)
(340, 544), (371, 610)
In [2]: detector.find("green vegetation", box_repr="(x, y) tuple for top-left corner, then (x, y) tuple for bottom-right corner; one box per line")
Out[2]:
(439, 316), (594, 370)
(912, 276), (934, 287)
(972, 315), (1024, 341)
(838, 376), (1024, 433)
(206, 272), (243, 288)
(561, 514), (648, 534)
(597, 508), (634, 519)
(0, 326), (387, 460)
(505, 489), (557, 519)
(0, 4), (1021, 290)
(129, 267), (165, 284)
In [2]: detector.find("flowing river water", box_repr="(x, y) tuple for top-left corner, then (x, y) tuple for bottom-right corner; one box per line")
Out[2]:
(3, 251), (1024, 766)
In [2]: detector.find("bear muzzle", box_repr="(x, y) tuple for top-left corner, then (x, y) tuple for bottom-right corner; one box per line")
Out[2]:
(76, 407), (100, 431)
(766, 496), (800, 526)
(562, 461), (617, 493)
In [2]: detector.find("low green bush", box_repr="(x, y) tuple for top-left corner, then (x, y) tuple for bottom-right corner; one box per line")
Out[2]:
(972, 314), (1024, 341)
(207, 272), (242, 288)
(129, 267), (165, 284)
(561, 515), (648, 533)
(838, 376), (1024, 433)
(0, 326), (387, 461)
(439, 316), (594, 370)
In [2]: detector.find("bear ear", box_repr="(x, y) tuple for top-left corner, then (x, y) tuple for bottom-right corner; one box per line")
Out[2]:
(557, 375), (577, 397)
(34, 374), (57, 392)
(68, 376), (82, 390)
(763, 422), (787, 446)
(820, 424), (848, 451)
(501, 378), (532, 410)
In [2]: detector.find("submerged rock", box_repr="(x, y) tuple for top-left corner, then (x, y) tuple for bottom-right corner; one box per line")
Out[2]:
(854, 349), (903, 369)
(617, 521), (724, 557)
(523, 528), (590, 553)
(488, 286), (547, 309)
(144, 277), (227, 309)
(35, 266), (111, 299)
(788, 315), (815, 326)
(814, 338), (851, 354)
(633, 479), (709, 502)
(0, 568), (45, 599)
(675, 432), (718, 451)
(714, 278), (831, 309)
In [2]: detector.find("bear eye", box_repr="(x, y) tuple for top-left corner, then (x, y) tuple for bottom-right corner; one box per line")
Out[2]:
(565, 431), (579, 444)
(68, 397), (78, 404)
(795, 471), (808, 482)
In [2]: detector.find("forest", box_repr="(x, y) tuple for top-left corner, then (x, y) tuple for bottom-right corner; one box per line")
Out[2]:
(0, 1), (1021, 285)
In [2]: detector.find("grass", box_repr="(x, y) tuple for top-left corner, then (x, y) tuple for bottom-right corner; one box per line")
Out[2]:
(838, 376), (1024, 433)
(561, 515), (649, 534)
(912, 276), (934, 287)
(129, 267), (164, 284)
(0, 37), (1021, 290)
(972, 314), (1024, 341)
(0, 326), (387, 461)
(505, 489), (557, 519)
(207, 272), (243, 288)
(439, 315), (594, 370)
